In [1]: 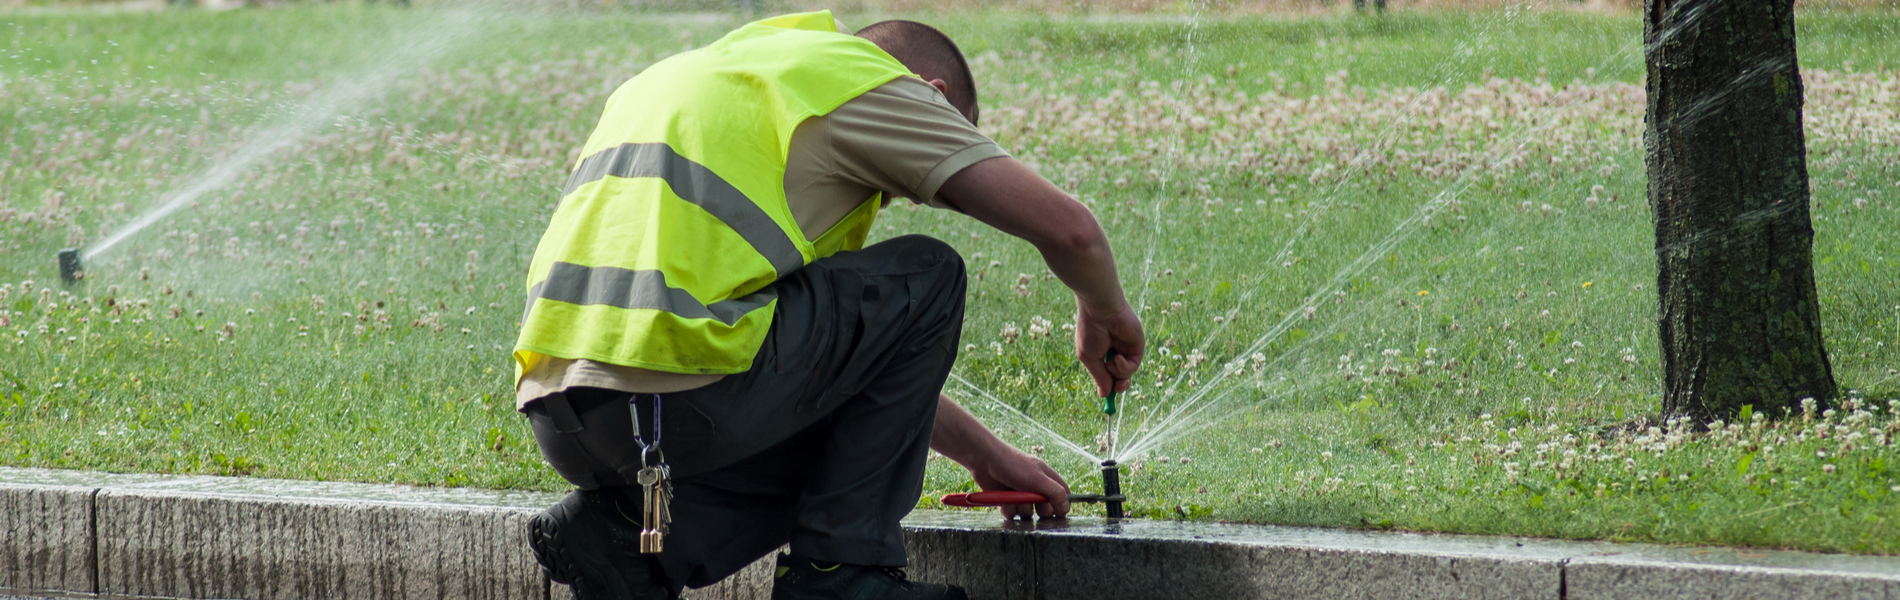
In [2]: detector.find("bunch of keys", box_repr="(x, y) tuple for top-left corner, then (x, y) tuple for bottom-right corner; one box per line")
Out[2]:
(630, 394), (672, 554)
(636, 461), (671, 553)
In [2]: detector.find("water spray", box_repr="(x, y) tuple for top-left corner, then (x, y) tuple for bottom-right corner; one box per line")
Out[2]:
(940, 369), (1128, 518)
(57, 248), (82, 286)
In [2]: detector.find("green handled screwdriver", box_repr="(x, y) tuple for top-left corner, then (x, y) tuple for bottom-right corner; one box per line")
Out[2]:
(1102, 349), (1119, 415)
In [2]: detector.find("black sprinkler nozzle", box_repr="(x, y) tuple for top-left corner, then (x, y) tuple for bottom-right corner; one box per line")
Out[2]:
(1101, 460), (1123, 520)
(57, 248), (82, 285)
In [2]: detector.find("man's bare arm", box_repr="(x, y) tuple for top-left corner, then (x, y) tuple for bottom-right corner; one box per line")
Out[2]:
(937, 157), (1144, 394)
(930, 393), (1069, 519)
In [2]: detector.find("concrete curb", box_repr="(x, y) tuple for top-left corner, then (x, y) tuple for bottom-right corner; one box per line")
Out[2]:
(3, 467), (1897, 600)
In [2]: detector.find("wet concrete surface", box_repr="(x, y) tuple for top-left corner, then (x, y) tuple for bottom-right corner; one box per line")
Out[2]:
(0, 466), (562, 508)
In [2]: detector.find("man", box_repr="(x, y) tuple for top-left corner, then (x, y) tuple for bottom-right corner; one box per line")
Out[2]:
(514, 11), (1145, 600)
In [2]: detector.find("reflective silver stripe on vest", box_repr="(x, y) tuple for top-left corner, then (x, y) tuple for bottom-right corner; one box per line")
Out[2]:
(526, 262), (776, 327)
(563, 142), (805, 278)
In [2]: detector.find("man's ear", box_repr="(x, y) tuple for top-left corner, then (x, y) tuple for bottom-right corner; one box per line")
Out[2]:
(924, 78), (974, 124)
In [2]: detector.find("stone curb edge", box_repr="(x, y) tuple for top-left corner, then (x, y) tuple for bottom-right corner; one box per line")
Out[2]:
(3, 468), (1898, 600)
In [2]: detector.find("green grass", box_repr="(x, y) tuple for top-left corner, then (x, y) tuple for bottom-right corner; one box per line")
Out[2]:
(3, 4), (1899, 554)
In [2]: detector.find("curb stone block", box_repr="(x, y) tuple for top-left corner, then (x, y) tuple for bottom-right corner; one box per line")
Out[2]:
(0, 484), (95, 594)
(95, 489), (542, 600)
(11, 468), (1900, 600)
(901, 512), (1578, 600)
(1566, 548), (1900, 600)
(1032, 536), (1563, 600)
(549, 552), (775, 600)
(904, 526), (1037, 600)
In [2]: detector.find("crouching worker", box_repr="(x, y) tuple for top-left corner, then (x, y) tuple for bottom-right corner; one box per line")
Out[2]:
(512, 11), (1145, 600)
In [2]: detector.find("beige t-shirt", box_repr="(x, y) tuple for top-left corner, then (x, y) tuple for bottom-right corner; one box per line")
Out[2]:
(516, 77), (1008, 408)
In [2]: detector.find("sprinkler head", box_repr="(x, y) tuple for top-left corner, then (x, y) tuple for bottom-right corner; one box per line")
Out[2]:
(1101, 460), (1123, 520)
(57, 248), (82, 286)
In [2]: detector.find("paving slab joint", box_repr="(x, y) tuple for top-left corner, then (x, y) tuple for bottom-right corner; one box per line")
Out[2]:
(86, 488), (101, 596)
(1557, 557), (1569, 600)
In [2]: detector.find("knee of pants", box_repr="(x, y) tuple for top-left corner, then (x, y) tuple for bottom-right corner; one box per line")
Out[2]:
(524, 398), (644, 490)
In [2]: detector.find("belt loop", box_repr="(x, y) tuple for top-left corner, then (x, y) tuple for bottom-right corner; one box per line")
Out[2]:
(544, 392), (585, 434)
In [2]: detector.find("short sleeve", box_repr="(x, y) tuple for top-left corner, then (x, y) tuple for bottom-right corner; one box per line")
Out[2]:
(825, 77), (1010, 208)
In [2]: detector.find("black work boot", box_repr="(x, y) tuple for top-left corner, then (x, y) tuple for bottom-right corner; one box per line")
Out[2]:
(771, 553), (968, 600)
(529, 489), (675, 600)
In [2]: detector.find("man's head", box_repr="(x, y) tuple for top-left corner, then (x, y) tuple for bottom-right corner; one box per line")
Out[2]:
(855, 20), (979, 126)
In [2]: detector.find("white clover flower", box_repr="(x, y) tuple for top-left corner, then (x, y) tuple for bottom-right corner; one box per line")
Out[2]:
(1186, 350), (1207, 369)
(1027, 316), (1052, 338)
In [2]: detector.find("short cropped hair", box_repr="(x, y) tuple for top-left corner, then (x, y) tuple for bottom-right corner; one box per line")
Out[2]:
(855, 20), (980, 126)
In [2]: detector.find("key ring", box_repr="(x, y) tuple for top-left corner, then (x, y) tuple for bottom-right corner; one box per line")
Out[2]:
(629, 393), (665, 468)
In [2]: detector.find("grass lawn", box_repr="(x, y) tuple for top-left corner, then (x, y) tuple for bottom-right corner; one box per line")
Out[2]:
(3, 4), (1898, 554)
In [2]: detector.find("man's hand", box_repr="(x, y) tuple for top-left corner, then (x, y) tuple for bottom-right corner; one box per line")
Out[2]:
(931, 394), (1071, 519)
(1076, 301), (1144, 397)
(968, 447), (1070, 520)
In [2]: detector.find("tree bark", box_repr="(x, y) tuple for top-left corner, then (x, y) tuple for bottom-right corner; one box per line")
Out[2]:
(1645, 0), (1836, 422)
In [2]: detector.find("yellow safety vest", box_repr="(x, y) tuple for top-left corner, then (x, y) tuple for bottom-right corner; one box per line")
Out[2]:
(514, 11), (912, 381)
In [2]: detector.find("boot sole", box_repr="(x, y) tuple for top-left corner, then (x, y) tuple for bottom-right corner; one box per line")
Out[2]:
(529, 511), (580, 585)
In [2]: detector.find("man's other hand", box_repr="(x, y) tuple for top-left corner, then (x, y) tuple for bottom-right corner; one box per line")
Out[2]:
(969, 447), (1070, 520)
(1076, 301), (1144, 397)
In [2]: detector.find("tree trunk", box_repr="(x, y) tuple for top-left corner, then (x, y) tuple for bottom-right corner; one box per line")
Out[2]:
(1644, 0), (1836, 423)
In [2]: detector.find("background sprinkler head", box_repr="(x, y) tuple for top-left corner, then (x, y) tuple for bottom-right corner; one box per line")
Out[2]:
(1101, 460), (1123, 520)
(57, 248), (82, 286)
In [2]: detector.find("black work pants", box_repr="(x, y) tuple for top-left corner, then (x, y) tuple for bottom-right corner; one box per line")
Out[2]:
(523, 235), (967, 591)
